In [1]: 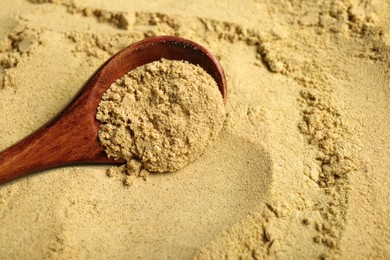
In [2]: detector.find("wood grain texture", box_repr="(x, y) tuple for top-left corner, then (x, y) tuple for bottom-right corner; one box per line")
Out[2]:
(0, 36), (227, 184)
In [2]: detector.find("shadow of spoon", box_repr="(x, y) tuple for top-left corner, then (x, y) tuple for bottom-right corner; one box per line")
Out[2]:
(0, 36), (227, 184)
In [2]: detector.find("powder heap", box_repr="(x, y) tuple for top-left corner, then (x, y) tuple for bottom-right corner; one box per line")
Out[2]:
(96, 59), (225, 173)
(0, 0), (389, 259)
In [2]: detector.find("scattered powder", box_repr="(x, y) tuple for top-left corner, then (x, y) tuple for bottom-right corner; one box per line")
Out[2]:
(0, 0), (389, 259)
(96, 59), (225, 174)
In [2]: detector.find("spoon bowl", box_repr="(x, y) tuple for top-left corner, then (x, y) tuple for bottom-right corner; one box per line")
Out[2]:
(0, 36), (227, 184)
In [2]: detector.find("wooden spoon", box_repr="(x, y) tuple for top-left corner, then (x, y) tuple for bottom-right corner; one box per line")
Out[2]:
(0, 36), (227, 184)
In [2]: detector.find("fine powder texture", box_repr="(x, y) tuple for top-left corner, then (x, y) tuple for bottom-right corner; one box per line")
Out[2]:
(96, 59), (225, 173)
(0, 0), (389, 259)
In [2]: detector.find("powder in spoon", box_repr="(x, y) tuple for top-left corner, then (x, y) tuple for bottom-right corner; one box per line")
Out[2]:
(96, 59), (225, 173)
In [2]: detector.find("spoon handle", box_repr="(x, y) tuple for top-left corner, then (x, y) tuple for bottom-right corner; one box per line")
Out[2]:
(0, 114), (111, 184)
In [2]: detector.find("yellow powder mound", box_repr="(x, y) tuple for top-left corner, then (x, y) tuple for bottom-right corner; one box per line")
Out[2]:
(97, 59), (225, 173)
(0, 0), (389, 259)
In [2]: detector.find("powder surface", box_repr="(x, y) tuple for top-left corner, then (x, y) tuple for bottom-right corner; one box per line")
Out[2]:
(0, 0), (389, 259)
(96, 59), (225, 172)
